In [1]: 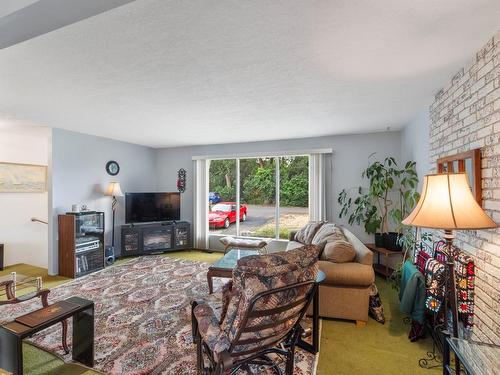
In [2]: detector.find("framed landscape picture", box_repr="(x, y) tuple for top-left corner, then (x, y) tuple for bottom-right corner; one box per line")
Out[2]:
(0, 162), (47, 193)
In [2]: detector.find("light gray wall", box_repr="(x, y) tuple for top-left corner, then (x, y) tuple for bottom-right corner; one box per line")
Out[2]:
(49, 128), (156, 274)
(155, 131), (402, 245)
(401, 106), (431, 186)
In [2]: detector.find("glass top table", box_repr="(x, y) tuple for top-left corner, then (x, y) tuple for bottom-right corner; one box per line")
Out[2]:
(206, 249), (258, 294)
(211, 249), (259, 271)
(444, 335), (500, 375)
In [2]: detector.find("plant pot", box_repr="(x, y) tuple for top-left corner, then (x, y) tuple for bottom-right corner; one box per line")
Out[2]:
(384, 232), (403, 251)
(374, 233), (385, 247)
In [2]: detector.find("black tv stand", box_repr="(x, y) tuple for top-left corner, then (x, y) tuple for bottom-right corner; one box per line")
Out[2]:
(120, 221), (190, 257)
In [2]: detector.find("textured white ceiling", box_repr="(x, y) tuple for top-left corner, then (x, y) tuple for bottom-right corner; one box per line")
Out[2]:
(1, 0), (499, 148)
(0, 0), (38, 18)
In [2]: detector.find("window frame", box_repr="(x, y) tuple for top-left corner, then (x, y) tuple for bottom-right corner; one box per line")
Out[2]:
(208, 154), (309, 240)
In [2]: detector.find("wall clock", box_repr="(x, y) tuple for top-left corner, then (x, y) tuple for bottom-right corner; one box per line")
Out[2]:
(106, 160), (120, 176)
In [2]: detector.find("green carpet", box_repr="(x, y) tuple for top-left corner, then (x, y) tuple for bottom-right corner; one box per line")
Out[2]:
(3, 251), (440, 374)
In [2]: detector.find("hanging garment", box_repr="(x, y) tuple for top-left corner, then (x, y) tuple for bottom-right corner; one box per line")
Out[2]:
(399, 260), (426, 324)
(455, 253), (475, 328)
(424, 258), (446, 314)
(415, 249), (431, 274)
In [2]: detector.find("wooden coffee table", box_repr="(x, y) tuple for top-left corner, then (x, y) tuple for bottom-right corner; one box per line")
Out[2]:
(0, 296), (94, 375)
(207, 249), (258, 294)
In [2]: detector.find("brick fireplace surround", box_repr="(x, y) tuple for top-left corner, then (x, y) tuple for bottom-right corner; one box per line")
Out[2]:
(429, 30), (500, 344)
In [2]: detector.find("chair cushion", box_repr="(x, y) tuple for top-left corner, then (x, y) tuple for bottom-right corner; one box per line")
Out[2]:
(235, 245), (321, 278)
(319, 261), (375, 287)
(222, 245), (321, 342)
(294, 221), (324, 244)
(193, 303), (231, 356)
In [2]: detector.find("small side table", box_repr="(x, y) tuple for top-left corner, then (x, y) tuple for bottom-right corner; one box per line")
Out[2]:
(365, 243), (404, 278)
(0, 296), (94, 375)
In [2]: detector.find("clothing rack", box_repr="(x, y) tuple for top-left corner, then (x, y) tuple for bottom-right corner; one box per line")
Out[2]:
(409, 235), (455, 370)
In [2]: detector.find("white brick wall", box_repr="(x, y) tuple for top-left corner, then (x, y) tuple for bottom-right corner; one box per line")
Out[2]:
(429, 30), (500, 345)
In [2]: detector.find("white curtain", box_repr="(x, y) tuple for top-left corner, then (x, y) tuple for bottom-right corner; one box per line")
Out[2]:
(193, 159), (209, 249)
(309, 153), (326, 222)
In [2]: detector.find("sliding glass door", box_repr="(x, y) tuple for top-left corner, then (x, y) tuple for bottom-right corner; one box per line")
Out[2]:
(208, 155), (309, 240)
(278, 156), (309, 239)
(240, 158), (276, 238)
(208, 159), (237, 236)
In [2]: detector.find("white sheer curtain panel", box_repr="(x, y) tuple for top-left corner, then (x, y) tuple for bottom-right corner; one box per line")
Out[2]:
(193, 159), (209, 249)
(309, 153), (326, 222)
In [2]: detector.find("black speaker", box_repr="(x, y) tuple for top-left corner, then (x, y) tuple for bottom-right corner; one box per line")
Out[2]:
(105, 246), (115, 266)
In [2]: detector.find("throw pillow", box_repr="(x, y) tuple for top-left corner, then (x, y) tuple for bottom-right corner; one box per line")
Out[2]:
(294, 221), (324, 245)
(321, 226), (356, 262)
(322, 239), (356, 263)
(311, 223), (337, 249)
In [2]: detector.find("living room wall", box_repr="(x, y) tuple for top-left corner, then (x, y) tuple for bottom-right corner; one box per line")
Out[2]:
(155, 131), (403, 247)
(0, 124), (50, 268)
(401, 106), (430, 190)
(408, 31), (499, 343)
(49, 128), (157, 274)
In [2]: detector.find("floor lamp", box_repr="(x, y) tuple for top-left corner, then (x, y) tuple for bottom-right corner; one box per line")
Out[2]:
(105, 182), (124, 251)
(402, 173), (497, 372)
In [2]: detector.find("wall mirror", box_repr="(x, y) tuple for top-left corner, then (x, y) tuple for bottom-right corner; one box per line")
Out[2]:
(437, 148), (481, 205)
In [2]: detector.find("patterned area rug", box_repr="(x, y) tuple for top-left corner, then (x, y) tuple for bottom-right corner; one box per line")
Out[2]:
(0, 256), (318, 374)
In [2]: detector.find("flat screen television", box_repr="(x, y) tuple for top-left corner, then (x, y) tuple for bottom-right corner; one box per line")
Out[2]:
(125, 192), (180, 223)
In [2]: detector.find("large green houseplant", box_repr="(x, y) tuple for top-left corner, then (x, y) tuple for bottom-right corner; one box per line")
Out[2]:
(338, 156), (420, 250)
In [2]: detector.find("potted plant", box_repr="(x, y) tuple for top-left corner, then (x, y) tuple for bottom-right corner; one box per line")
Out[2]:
(338, 187), (382, 242)
(338, 156), (420, 250)
(387, 161), (420, 251)
(339, 155), (397, 246)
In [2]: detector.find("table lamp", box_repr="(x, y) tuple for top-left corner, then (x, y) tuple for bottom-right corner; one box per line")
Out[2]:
(105, 182), (124, 250)
(402, 173), (497, 339)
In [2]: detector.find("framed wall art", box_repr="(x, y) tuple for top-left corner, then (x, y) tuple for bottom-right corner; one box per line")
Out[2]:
(0, 162), (47, 193)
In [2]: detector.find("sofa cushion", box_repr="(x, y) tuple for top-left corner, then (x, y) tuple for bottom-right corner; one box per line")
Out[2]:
(319, 261), (375, 287)
(311, 223), (337, 249)
(294, 221), (324, 245)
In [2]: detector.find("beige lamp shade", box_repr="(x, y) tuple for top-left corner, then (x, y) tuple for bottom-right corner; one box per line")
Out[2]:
(105, 182), (124, 197)
(402, 173), (497, 230)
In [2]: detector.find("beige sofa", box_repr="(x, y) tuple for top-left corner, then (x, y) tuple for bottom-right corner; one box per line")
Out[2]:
(287, 226), (375, 326)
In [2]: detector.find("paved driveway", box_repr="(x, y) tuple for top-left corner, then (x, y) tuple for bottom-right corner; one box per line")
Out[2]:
(209, 204), (308, 235)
